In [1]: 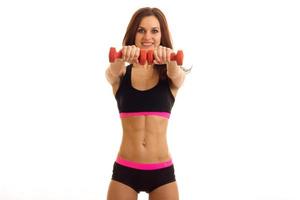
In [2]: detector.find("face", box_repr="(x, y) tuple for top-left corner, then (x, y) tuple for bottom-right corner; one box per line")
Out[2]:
(135, 16), (161, 50)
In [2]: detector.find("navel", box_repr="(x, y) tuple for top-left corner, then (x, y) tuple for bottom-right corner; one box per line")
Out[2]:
(142, 139), (146, 147)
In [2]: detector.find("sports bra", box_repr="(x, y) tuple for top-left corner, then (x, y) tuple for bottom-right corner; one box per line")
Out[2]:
(115, 64), (175, 119)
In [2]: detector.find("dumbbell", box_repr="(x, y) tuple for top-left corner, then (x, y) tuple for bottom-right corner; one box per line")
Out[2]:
(109, 47), (184, 65)
(109, 47), (147, 65)
(147, 50), (184, 65)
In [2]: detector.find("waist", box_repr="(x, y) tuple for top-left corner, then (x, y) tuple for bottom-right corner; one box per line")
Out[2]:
(118, 140), (170, 163)
(116, 156), (173, 170)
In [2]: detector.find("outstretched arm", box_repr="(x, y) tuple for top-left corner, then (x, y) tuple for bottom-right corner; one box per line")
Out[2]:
(166, 61), (186, 89)
(105, 60), (125, 86)
(154, 46), (186, 89)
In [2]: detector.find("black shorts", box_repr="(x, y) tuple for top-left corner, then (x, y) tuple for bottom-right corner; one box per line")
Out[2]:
(111, 162), (176, 193)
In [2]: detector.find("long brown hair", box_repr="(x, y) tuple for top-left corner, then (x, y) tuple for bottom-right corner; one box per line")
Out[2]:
(123, 7), (172, 80)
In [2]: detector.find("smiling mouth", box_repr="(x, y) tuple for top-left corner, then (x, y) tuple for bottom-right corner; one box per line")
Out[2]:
(141, 42), (154, 47)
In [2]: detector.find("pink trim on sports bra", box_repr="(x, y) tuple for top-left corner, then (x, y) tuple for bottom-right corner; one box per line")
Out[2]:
(116, 156), (173, 170)
(120, 112), (170, 119)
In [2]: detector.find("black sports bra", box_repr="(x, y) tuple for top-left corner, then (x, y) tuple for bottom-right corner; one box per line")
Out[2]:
(115, 65), (175, 118)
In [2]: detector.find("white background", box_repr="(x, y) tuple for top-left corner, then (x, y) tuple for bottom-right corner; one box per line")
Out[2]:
(1, 0), (300, 199)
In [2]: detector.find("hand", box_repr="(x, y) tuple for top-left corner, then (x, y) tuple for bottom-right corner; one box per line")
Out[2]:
(153, 46), (173, 65)
(121, 45), (140, 64)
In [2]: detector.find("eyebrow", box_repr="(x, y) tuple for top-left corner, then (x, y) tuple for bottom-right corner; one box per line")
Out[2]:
(138, 26), (160, 30)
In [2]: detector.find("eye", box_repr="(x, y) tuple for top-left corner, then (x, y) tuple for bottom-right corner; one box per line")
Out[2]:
(152, 29), (159, 33)
(137, 28), (145, 33)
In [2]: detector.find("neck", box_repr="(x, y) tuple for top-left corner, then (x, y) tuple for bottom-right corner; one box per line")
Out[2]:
(132, 64), (157, 78)
(133, 63), (154, 71)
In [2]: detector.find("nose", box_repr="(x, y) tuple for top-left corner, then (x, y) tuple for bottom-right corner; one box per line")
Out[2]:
(144, 31), (152, 40)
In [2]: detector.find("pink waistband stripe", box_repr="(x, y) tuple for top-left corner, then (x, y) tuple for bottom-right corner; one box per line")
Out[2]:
(116, 156), (173, 170)
(120, 112), (170, 118)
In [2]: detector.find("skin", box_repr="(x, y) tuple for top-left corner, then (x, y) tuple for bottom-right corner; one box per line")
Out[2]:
(106, 16), (185, 200)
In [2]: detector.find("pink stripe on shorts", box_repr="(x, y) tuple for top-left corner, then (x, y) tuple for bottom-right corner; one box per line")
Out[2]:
(116, 156), (173, 170)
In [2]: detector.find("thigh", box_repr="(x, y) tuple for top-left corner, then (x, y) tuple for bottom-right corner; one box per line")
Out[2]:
(149, 182), (179, 200)
(107, 180), (138, 200)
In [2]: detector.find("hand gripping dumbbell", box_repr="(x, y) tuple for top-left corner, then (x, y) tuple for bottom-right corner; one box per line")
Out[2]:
(109, 47), (184, 65)
(109, 47), (147, 65)
(146, 50), (184, 65)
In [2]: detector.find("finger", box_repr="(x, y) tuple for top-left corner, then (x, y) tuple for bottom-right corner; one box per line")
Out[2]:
(129, 45), (136, 63)
(126, 46), (133, 62)
(122, 46), (130, 61)
(133, 47), (140, 63)
(153, 59), (159, 64)
(154, 47), (160, 64)
(121, 46), (127, 60)
(166, 48), (172, 63)
(157, 46), (163, 64)
(162, 46), (167, 63)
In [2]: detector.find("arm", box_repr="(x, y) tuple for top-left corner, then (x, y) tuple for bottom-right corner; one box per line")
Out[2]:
(154, 46), (186, 89)
(105, 59), (126, 96)
(105, 45), (139, 86)
(166, 61), (186, 89)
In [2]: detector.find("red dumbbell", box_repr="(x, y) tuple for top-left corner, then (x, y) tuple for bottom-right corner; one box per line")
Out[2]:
(109, 47), (147, 65)
(147, 50), (184, 65)
(109, 47), (184, 65)
(147, 50), (154, 64)
(170, 50), (184, 65)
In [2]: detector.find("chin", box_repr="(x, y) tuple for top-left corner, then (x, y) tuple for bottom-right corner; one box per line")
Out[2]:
(141, 45), (154, 50)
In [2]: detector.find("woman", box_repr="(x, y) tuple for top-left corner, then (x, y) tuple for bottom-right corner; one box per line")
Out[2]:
(106, 7), (186, 200)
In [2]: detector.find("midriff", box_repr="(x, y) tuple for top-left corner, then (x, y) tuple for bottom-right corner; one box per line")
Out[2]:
(117, 115), (171, 163)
